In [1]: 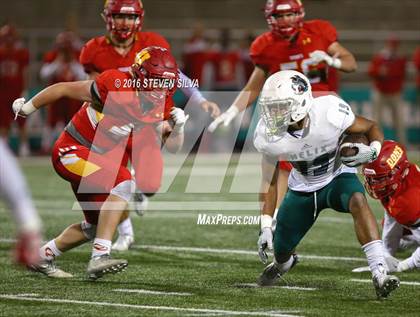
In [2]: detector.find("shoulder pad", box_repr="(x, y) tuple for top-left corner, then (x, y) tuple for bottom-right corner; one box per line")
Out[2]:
(325, 96), (354, 130)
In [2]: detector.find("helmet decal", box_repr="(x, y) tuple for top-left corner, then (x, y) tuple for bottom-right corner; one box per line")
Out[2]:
(386, 145), (403, 169)
(291, 75), (309, 95)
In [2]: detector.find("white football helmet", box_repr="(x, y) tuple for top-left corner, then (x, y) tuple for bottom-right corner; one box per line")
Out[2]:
(258, 70), (312, 136)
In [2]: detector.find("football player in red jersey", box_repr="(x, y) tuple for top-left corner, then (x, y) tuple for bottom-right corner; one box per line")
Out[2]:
(362, 141), (420, 272)
(0, 24), (30, 156)
(12, 47), (188, 279)
(40, 31), (86, 152)
(80, 0), (220, 250)
(208, 0), (357, 239)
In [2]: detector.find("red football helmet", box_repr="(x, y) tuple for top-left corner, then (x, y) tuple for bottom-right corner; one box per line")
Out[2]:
(131, 46), (178, 117)
(264, 0), (305, 38)
(102, 0), (144, 41)
(362, 140), (410, 200)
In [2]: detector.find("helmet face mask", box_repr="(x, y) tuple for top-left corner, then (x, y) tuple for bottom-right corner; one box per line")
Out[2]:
(260, 97), (293, 137)
(265, 0), (305, 38)
(103, 0), (144, 41)
(362, 141), (410, 200)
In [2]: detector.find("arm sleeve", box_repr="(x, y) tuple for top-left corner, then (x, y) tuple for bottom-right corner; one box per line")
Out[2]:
(178, 70), (206, 104)
(91, 71), (111, 107)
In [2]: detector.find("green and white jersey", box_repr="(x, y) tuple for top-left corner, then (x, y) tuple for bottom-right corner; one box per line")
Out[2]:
(254, 95), (357, 192)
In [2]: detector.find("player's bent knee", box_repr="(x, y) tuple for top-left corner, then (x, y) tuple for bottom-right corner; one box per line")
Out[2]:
(110, 180), (135, 202)
(349, 192), (368, 212)
(81, 221), (97, 240)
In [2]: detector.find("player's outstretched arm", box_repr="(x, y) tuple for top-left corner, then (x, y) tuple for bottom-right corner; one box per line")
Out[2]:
(327, 42), (357, 73)
(208, 66), (266, 132)
(12, 80), (93, 118)
(257, 154), (279, 263)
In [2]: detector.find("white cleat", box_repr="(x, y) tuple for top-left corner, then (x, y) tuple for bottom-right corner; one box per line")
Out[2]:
(29, 260), (73, 278)
(87, 255), (128, 280)
(111, 235), (134, 251)
(373, 274), (400, 299)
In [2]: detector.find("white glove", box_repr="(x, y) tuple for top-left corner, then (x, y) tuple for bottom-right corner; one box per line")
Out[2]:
(170, 108), (189, 133)
(340, 141), (381, 167)
(384, 255), (400, 273)
(258, 227), (273, 264)
(208, 105), (239, 133)
(309, 50), (342, 69)
(397, 251), (419, 272)
(12, 97), (36, 119)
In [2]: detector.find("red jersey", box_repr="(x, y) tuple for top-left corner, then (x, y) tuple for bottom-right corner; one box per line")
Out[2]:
(182, 37), (209, 84)
(79, 32), (170, 74)
(382, 164), (420, 226)
(211, 50), (241, 89)
(250, 20), (337, 92)
(0, 45), (29, 96)
(368, 52), (407, 94)
(68, 69), (173, 153)
(43, 49), (82, 82)
(413, 47), (420, 88)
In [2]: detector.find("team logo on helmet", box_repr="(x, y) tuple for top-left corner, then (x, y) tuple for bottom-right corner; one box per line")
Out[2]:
(134, 49), (151, 65)
(290, 75), (308, 95)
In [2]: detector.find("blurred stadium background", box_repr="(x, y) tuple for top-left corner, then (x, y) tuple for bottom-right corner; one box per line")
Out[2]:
(1, 0), (419, 153)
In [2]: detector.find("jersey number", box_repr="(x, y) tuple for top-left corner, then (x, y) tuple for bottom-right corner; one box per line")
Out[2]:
(280, 57), (324, 84)
(292, 150), (341, 176)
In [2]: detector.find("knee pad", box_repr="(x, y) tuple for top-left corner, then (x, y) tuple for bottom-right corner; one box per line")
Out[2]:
(81, 221), (97, 240)
(110, 180), (135, 202)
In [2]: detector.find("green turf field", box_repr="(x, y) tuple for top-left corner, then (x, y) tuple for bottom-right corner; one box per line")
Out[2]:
(0, 155), (419, 317)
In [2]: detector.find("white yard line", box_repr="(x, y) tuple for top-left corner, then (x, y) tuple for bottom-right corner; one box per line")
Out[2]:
(279, 286), (317, 291)
(0, 294), (302, 317)
(136, 245), (367, 263)
(235, 284), (316, 291)
(113, 288), (192, 296)
(0, 238), (367, 263)
(350, 279), (420, 286)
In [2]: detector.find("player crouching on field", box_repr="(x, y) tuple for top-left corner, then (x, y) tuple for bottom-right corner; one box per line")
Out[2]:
(362, 141), (420, 272)
(12, 46), (188, 280)
(254, 70), (399, 299)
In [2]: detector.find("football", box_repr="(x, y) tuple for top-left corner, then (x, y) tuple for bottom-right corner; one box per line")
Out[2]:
(339, 133), (369, 157)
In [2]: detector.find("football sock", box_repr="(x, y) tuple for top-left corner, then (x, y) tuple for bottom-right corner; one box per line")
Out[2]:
(362, 240), (387, 277)
(92, 238), (112, 258)
(274, 255), (294, 274)
(39, 240), (62, 261)
(117, 217), (134, 237)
